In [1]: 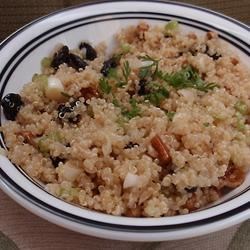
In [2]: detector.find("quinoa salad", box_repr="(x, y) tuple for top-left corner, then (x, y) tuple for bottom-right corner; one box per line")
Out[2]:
(1, 21), (250, 217)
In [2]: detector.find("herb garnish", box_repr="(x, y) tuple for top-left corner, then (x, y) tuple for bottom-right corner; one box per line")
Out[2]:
(116, 60), (131, 88)
(138, 55), (160, 80)
(145, 83), (169, 106)
(159, 66), (219, 92)
(122, 61), (131, 83)
(112, 98), (121, 108)
(122, 98), (141, 119)
(165, 111), (176, 121)
(107, 68), (119, 79)
(99, 78), (112, 94)
(112, 98), (141, 120)
(137, 54), (218, 92)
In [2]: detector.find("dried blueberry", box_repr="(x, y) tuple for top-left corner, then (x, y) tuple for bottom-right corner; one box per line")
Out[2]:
(124, 142), (139, 149)
(51, 45), (70, 69)
(51, 46), (88, 71)
(138, 79), (149, 96)
(204, 45), (221, 60)
(210, 53), (222, 60)
(1, 93), (23, 120)
(50, 156), (65, 168)
(70, 100), (82, 108)
(68, 114), (81, 124)
(101, 57), (118, 76)
(185, 187), (198, 193)
(68, 53), (88, 71)
(79, 42), (97, 61)
(57, 100), (82, 123)
(57, 104), (73, 119)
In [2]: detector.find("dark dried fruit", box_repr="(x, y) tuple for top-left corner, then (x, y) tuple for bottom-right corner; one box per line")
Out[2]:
(68, 114), (81, 124)
(57, 100), (82, 123)
(124, 142), (139, 149)
(210, 53), (221, 60)
(51, 45), (88, 71)
(1, 93), (23, 120)
(68, 53), (88, 71)
(51, 46), (70, 69)
(50, 156), (65, 168)
(79, 42), (97, 60)
(185, 187), (198, 193)
(159, 167), (174, 181)
(101, 57), (118, 76)
(57, 104), (73, 117)
(190, 49), (198, 56)
(204, 45), (221, 60)
(138, 79), (149, 96)
(80, 87), (99, 102)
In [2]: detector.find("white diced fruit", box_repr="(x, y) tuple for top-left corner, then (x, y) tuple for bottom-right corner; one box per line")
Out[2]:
(123, 172), (140, 189)
(57, 165), (82, 182)
(45, 76), (65, 101)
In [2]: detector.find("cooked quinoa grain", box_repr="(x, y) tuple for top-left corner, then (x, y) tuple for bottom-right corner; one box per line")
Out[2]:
(1, 21), (249, 217)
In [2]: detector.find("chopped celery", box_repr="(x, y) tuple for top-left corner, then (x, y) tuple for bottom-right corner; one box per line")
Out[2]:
(164, 20), (179, 36)
(59, 186), (79, 201)
(48, 131), (63, 142)
(32, 74), (48, 92)
(235, 112), (246, 132)
(37, 137), (50, 155)
(120, 43), (131, 54)
(165, 111), (176, 121)
(41, 57), (52, 69)
(37, 131), (63, 154)
(234, 100), (248, 115)
(203, 122), (210, 127)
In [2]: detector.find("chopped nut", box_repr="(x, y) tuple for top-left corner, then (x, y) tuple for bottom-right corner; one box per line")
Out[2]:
(231, 57), (239, 65)
(187, 33), (197, 40)
(17, 131), (36, 147)
(206, 31), (218, 40)
(222, 164), (245, 188)
(151, 134), (171, 166)
(184, 194), (199, 212)
(136, 22), (149, 40)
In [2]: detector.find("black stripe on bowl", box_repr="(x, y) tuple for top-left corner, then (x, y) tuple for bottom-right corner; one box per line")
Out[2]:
(0, 168), (249, 232)
(0, 9), (249, 229)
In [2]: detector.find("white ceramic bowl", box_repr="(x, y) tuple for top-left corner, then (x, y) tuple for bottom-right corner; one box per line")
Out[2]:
(0, 0), (249, 242)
